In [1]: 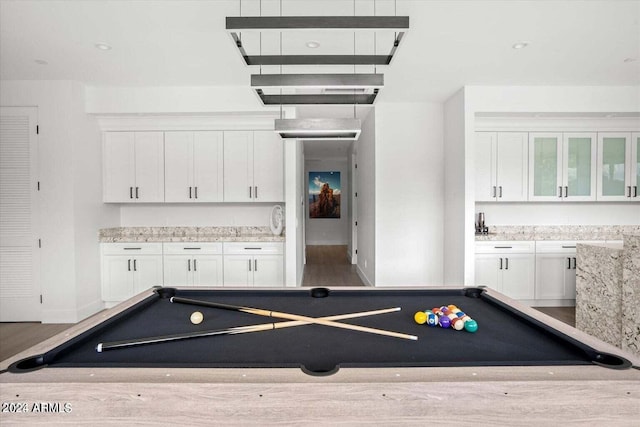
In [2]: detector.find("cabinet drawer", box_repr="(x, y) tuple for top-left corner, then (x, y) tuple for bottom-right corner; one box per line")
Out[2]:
(535, 240), (601, 254)
(475, 241), (535, 254)
(223, 242), (284, 255)
(101, 243), (163, 255)
(163, 242), (223, 255)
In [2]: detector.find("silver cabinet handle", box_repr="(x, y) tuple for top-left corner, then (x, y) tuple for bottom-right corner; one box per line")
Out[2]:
(627, 186), (632, 197)
(558, 186), (563, 197)
(499, 186), (503, 198)
(183, 247), (201, 250)
(249, 186), (252, 198)
(634, 186), (638, 198)
(505, 258), (509, 270)
(492, 186), (496, 198)
(189, 187), (192, 199)
(564, 186), (568, 198)
(567, 257), (571, 269)
(128, 259), (131, 271)
(130, 187), (133, 199)
(188, 259), (191, 271)
(135, 187), (139, 199)
(561, 245), (576, 249)
(195, 186), (198, 199)
(124, 247), (142, 250)
(499, 258), (503, 270)
(254, 259), (257, 271)
(193, 259), (197, 271)
(248, 259), (252, 271)
(255, 186), (258, 199)
(572, 257), (577, 270)
(494, 246), (512, 249)
(133, 259), (137, 271)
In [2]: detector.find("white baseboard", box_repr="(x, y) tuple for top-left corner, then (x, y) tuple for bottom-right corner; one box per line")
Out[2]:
(356, 265), (373, 287)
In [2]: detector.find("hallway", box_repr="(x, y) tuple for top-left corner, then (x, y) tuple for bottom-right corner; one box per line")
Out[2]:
(302, 245), (365, 287)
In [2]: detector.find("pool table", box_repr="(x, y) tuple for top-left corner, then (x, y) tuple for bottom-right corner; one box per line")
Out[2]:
(1, 286), (639, 424)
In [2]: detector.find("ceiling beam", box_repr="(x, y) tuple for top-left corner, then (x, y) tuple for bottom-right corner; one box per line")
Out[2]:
(226, 16), (409, 31)
(258, 93), (378, 105)
(251, 73), (383, 89)
(275, 118), (361, 140)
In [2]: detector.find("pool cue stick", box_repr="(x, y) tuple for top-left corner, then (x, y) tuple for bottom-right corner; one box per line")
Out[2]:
(170, 296), (418, 341)
(96, 306), (401, 352)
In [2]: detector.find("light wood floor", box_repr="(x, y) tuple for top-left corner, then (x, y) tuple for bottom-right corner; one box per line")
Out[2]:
(302, 245), (365, 287)
(0, 246), (575, 363)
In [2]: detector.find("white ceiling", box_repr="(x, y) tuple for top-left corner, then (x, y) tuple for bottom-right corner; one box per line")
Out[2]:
(1, 0), (639, 103)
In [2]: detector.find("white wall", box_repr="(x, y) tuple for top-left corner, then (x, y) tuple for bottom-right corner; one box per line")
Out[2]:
(443, 88), (472, 286)
(1, 80), (119, 322)
(119, 205), (275, 227)
(476, 203), (640, 226)
(355, 109), (376, 285)
(304, 158), (349, 245)
(86, 85), (281, 115)
(374, 102), (445, 286)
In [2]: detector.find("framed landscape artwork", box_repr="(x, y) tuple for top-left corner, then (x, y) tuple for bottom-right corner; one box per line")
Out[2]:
(308, 171), (341, 219)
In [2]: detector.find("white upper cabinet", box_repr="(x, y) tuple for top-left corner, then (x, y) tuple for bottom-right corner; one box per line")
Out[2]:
(597, 132), (639, 201)
(528, 132), (596, 202)
(475, 132), (528, 201)
(103, 132), (165, 203)
(224, 131), (254, 202)
(223, 131), (284, 202)
(165, 131), (223, 203)
(253, 131), (284, 202)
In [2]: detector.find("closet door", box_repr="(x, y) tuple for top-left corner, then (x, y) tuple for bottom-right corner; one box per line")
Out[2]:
(0, 107), (41, 321)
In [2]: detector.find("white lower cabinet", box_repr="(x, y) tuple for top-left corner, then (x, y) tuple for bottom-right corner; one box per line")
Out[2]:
(101, 243), (164, 305)
(475, 242), (535, 300)
(223, 242), (284, 286)
(163, 243), (223, 286)
(101, 241), (285, 304)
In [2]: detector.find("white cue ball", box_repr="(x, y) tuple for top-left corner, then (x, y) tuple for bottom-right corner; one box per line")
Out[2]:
(190, 311), (204, 325)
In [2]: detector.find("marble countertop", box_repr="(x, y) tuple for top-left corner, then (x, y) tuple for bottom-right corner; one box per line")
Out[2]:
(475, 225), (640, 241)
(99, 227), (285, 243)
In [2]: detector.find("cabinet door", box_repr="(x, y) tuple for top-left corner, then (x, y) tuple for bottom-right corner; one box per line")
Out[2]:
(103, 132), (135, 202)
(475, 132), (497, 201)
(223, 255), (253, 286)
(134, 132), (165, 202)
(564, 257), (577, 299)
(597, 132), (631, 201)
(223, 131), (253, 202)
(193, 131), (224, 202)
(192, 255), (223, 286)
(631, 133), (640, 200)
(474, 255), (501, 292)
(501, 254), (535, 300)
(133, 255), (164, 293)
(535, 254), (572, 299)
(101, 256), (134, 301)
(163, 255), (193, 286)
(253, 131), (284, 202)
(529, 133), (563, 201)
(563, 133), (596, 201)
(164, 132), (194, 203)
(252, 255), (284, 286)
(496, 132), (528, 201)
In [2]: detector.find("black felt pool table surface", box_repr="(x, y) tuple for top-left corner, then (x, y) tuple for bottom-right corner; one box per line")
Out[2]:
(20, 287), (619, 374)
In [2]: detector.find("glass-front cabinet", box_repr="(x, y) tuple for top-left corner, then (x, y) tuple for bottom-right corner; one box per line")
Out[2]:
(597, 132), (639, 201)
(528, 132), (596, 201)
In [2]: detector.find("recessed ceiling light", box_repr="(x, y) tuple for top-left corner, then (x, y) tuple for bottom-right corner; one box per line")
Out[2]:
(95, 42), (112, 51)
(34, 59), (48, 65)
(512, 42), (529, 50)
(306, 41), (320, 49)
(623, 57), (637, 63)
